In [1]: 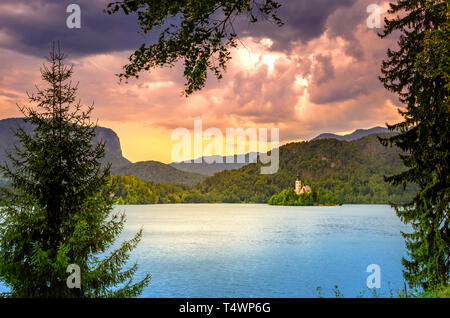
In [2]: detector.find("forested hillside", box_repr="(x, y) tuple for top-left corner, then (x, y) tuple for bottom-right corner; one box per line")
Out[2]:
(111, 134), (416, 204)
(111, 161), (207, 186)
(195, 134), (416, 204)
(111, 175), (213, 204)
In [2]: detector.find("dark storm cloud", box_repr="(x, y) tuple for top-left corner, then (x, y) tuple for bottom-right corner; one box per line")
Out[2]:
(312, 54), (335, 85)
(325, 0), (376, 59)
(0, 0), (151, 57)
(1, 0), (360, 57)
(236, 0), (357, 51)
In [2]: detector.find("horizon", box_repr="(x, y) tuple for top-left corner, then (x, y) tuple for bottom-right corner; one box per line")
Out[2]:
(0, 116), (387, 164)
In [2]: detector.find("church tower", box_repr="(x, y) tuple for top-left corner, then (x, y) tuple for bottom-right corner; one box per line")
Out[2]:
(295, 175), (302, 195)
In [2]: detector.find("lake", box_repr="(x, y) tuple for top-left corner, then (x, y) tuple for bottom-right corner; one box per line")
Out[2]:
(118, 204), (410, 298)
(0, 204), (411, 297)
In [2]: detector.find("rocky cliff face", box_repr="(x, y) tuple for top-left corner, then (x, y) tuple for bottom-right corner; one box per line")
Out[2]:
(0, 118), (208, 187)
(92, 125), (131, 166)
(0, 118), (130, 168)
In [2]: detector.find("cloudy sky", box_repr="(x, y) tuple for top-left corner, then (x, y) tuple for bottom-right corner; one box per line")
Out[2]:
(0, 0), (403, 163)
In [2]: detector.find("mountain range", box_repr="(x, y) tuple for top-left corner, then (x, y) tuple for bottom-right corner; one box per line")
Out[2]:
(312, 126), (389, 141)
(111, 133), (416, 204)
(192, 133), (416, 204)
(169, 153), (258, 176)
(0, 118), (205, 186)
(0, 118), (399, 191)
(169, 127), (392, 176)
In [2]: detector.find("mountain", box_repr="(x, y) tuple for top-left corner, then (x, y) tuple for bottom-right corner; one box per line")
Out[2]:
(171, 127), (390, 176)
(0, 118), (205, 187)
(0, 118), (130, 167)
(193, 133), (416, 204)
(170, 153), (258, 176)
(111, 161), (207, 186)
(94, 125), (131, 166)
(111, 133), (416, 205)
(312, 126), (389, 141)
(0, 118), (409, 195)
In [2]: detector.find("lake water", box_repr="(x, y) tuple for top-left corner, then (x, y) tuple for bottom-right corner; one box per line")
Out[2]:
(118, 204), (410, 298)
(0, 204), (411, 297)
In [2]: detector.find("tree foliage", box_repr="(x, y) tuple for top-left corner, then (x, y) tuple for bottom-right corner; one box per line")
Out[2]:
(111, 175), (218, 204)
(112, 175), (186, 204)
(106, 0), (282, 95)
(378, 0), (449, 290)
(0, 44), (150, 297)
(196, 135), (417, 204)
(110, 135), (417, 205)
(268, 186), (341, 206)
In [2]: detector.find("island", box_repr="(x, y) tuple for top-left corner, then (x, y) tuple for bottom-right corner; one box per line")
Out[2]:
(268, 176), (342, 206)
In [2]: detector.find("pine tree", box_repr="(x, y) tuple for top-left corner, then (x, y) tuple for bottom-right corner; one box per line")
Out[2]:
(0, 43), (150, 297)
(378, 0), (449, 290)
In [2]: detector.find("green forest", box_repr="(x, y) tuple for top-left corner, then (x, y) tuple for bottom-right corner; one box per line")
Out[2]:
(111, 175), (217, 204)
(268, 187), (342, 206)
(195, 134), (416, 204)
(1, 133), (417, 206)
(108, 134), (417, 205)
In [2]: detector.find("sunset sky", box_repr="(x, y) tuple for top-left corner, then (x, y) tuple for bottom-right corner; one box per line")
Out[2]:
(0, 0), (403, 163)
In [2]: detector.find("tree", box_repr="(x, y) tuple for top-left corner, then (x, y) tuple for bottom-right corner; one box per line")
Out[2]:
(378, 0), (449, 290)
(0, 44), (150, 297)
(106, 0), (283, 95)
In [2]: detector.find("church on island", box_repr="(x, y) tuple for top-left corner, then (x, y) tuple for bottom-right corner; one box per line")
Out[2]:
(295, 175), (311, 195)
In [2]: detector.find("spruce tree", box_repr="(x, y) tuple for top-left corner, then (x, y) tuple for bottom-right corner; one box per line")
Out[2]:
(0, 43), (150, 297)
(378, 0), (449, 290)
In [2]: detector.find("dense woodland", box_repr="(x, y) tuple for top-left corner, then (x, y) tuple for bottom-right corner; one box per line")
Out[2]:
(107, 134), (417, 205)
(268, 187), (342, 206)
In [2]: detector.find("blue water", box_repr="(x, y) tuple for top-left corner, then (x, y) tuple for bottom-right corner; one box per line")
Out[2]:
(0, 204), (411, 297)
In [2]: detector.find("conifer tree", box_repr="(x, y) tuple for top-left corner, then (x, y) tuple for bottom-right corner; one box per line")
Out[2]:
(0, 43), (150, 297)
(378, 0), (449, 290)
